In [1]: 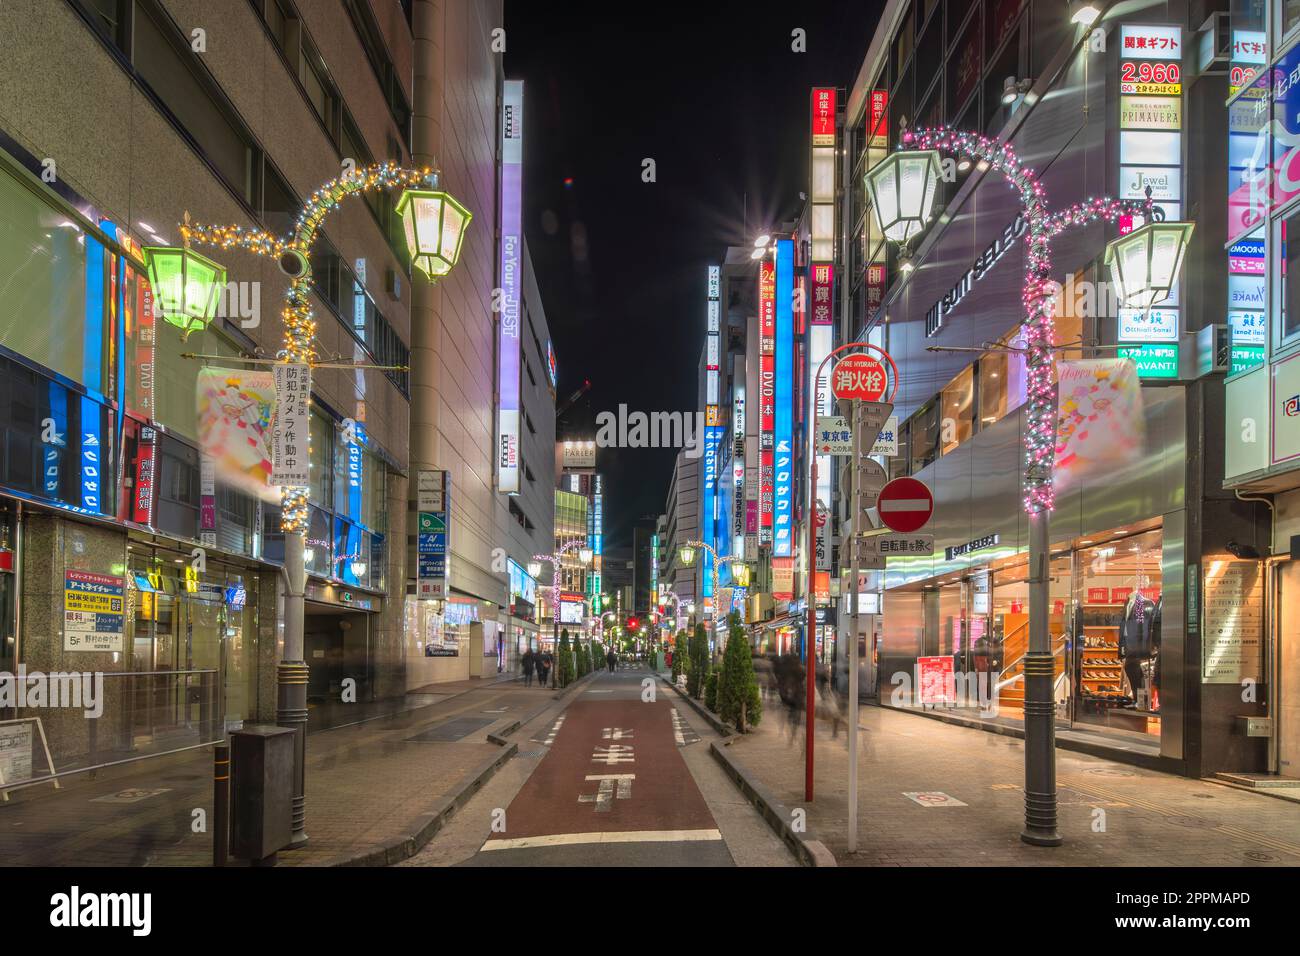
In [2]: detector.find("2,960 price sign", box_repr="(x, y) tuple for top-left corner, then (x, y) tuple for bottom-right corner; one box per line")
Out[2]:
(1121, 60), (1181, 95)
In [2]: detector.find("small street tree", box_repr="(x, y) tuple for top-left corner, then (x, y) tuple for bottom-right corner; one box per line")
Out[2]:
(687, 623), (710, 699)
(558, 630), (576, 688)
(719, 612), (762, 731)
(672, 630), (687, 682)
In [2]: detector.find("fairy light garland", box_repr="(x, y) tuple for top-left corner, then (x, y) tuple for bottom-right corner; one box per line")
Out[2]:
(902, 127), (1152, 514)
(181, 162), (436, 533)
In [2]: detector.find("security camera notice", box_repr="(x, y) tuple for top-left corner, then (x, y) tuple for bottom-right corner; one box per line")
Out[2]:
(1112, 890), (1253, 930)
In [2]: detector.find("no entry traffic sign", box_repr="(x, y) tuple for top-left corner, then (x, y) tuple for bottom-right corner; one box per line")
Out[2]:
(876, 477), (933, 533)
(831, 354), (889, 402)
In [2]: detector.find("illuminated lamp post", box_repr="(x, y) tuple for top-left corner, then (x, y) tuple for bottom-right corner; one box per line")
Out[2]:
(678, 540), (748, 650)
(177, 164), (471, 846)
(533, 540), (594, 653)
(866, 123), (1191, 846)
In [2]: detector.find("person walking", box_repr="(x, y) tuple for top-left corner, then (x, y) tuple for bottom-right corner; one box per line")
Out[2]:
(537, 650), (551, 689)
(606, 648), (617, 674)
(521, 647), (535, 687)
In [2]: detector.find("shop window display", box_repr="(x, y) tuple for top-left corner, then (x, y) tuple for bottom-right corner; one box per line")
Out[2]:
(1069, 529), (1162, 738)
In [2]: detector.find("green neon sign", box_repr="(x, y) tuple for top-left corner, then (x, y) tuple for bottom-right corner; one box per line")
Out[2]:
(1119, 344), (1179, 379)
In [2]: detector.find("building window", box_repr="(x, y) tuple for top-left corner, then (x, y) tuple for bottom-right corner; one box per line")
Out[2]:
(939, 365), (975, 455)
(132, 0), (258, 205)
(1275, 208), (1300, 344)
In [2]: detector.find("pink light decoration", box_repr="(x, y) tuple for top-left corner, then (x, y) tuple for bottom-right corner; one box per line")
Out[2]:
(905, 127), (1152, 514)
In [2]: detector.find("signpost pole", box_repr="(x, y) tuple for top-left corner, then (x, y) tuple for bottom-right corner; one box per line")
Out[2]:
(805, 456), (817, 802)
(848, 398), (862, 853)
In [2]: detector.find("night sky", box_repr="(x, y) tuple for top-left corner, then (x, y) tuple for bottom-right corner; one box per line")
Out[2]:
(504, 0), (885, 549)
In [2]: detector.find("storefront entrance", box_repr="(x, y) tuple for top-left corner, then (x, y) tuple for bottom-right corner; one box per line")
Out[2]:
(304, 603), (372, 702)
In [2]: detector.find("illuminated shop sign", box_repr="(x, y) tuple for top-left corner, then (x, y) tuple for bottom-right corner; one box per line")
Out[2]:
(925, 216), (1025, 337)
(945, 533), (1000, 561)
(1119, 344), (1179, 379)
(1117, 24), (1183, 345)
(758, 259), (775, 541)
(497, 80), (524, 494)
(773, 240), (795, 556)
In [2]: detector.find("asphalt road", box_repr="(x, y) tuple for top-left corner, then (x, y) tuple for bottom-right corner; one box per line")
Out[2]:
(464, 669), (734, 866)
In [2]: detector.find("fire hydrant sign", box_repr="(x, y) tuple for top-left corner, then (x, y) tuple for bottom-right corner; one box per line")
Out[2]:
(831, 354), (888, 402)
(63, 571), (125, 652)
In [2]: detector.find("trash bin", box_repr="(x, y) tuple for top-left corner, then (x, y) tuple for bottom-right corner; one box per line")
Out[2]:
(229, 725), (295, 864)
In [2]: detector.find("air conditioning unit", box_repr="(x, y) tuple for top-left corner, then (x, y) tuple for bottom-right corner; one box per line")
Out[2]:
(1196, 323), (1230, 377)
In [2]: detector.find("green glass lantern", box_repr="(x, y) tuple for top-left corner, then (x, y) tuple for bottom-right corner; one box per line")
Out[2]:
(142, 244), (227, 338)
(679, 545), (696, 566)
(395, 187), (473, 280)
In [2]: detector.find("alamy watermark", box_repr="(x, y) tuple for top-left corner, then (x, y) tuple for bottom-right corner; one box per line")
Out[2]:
(0, 667), (104, 718)
(595, 405), (705, 458)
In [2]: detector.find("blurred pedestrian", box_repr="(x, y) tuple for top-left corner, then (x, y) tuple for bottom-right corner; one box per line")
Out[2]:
(606, 648), (617, 673)
(779, 652), (806, 747)
(522, 648), (536, 687)
(537, 650), (552, 689)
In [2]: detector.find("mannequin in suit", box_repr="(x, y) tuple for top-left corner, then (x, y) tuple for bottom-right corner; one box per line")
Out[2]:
(1120, 590), (1156, 704)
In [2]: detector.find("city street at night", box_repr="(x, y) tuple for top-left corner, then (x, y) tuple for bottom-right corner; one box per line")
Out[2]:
(0, 0), (1295, 938)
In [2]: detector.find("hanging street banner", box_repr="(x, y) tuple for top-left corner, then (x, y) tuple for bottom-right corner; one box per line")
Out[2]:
(196, 367), (276, 500)
(271, 363), (311, 488)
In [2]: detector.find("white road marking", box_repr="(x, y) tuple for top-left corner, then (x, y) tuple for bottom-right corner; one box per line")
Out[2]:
(591, 744), (635, 765)
(483, 828), (723, 851)
(577, 773), (635, 810)
(588, 690), (613, 694)
(601, 727), (633, 740)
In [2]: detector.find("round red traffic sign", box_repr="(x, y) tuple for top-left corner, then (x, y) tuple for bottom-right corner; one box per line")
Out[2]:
(876, 477), (933, 533)
(830, 354), (888, 402)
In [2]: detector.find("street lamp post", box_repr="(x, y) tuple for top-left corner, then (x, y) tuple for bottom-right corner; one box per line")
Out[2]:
(678, 540), (747, 650)
(172, 164), (473, 847)
(866, 123), (1192, 845)
(533, 539), (594, 655)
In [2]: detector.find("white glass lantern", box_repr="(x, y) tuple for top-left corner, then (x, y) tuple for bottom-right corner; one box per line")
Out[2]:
(579, 547), (594, 564)
(395, 187), (473, 280)
(1104, 221), (1195, 311)
(864, 149), (943, 244)
(527, 561), (543, 579)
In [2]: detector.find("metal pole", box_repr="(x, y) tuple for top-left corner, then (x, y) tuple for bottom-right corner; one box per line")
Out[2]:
(277, 530), (309, 845)
(212, 740), (229, 867)
(848, 398), (863, 852)
(1021, 510), (1061, 844)
(805, 461), (817, 801)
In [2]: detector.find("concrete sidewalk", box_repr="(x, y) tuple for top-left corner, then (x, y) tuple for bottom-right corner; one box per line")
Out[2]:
(720, 700), (1300, 866)
(0, 678), (559, 866)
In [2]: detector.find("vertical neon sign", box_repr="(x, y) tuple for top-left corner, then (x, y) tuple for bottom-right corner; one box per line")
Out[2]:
(498, 80), (524, 493)
(773, 240), (794, 557)
(758, 260), (775, 543)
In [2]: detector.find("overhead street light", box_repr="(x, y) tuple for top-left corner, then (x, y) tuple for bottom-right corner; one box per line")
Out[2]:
(142, 241), (227, 339)
(1104, 220), (1195, 311)
(395, 185), (473, 280)
(863, 147), (943, 244)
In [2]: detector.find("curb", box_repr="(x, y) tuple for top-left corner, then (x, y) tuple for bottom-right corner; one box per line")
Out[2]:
(658, 675), (734, 738)
(877, 701), (1179, 775)
(332, 741), (518, 867)
(708, 741), (837, 868)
